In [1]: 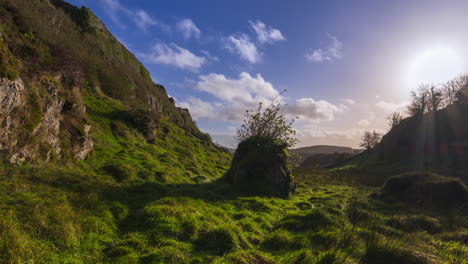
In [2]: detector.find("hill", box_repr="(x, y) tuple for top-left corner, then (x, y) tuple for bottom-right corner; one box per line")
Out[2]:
(0, 0), (214, 164)
(300, 152), (356, 168)
(291, 145), (361, 162)
(341, 86), (468, 184)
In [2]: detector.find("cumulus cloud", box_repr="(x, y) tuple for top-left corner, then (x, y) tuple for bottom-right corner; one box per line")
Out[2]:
(177, 19), (201, 39)
(287, 98), (344, 121)
(305, 34), (343, 63)
(179, 72), (279, 121)
(225, 34), (262, 64)
(249, 20), (285, 44)
(138, 43), (205, 70)
(197, 72), (279, 105)
(178, 97), (217, 120)
(180, 72), (343, 125)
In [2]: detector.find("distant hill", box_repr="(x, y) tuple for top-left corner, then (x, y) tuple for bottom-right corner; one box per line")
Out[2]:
(291, 145), (361, 162)
(300, 152), (356, 168)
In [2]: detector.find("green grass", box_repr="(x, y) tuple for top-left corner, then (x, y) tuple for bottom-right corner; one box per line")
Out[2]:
(1, 156), (467, 263)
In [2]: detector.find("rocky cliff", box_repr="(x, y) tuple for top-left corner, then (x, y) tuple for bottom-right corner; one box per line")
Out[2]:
(0, 0), (208, 164)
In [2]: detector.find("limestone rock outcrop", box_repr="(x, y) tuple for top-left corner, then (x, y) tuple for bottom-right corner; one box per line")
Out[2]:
(224, 137), (296, 198)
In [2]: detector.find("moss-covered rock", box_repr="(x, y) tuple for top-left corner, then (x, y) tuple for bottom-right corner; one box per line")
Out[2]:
(224, 136), (295, 198)
(376, 172), (468, 208)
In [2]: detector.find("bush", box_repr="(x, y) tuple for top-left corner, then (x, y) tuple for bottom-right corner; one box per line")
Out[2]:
(236, 100), (298, 147)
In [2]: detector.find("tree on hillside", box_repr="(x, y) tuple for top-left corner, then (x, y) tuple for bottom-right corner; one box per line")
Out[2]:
(407, 85), (430, 116)
(446, 74), (468, 103)
(429, 86), (443, 112)
(387, 112), (403, 129)
(359, 130), (382, 152)
(236, 100), (298, 147)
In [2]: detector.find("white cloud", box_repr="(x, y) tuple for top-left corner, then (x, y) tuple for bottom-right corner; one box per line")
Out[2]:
(179, 72), (279, 122)
(133, 10), (157, 30)
(180, 72), (343, 125)
(305, 34), (343, 63)
(375, 101), (407, 113)
(201, 50), (220, 62)
(197, 72), (278, 105)
(295, 128), (365, 148)
(343, 99), (356, 105)
(287, 98), (345, 121)
(99, 0), (169, 31)
(226, 34), (262, 64)
(249, 20), (285, 44)
(358, 119), (371, 127)
(177, 19), (201, 39)
(138, 43), (205, 70)
(178, 97), (217, 120)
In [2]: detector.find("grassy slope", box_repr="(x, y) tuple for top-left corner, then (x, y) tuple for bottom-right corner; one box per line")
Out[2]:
(1, 140), (467, 264)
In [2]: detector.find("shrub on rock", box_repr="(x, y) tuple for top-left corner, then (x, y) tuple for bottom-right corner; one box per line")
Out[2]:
(225, 99), (298, 198)
(224, 136), (295, 198)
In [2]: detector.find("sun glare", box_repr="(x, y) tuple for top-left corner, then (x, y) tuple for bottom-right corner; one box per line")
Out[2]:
(406, 47), (465, 89)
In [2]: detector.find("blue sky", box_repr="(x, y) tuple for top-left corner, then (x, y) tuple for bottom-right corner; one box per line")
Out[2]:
(68, 0), (468, 147)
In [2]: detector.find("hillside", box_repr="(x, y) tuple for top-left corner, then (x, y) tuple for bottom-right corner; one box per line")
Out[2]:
(343, 89), (468, 184)
(0, 0), (214, 164)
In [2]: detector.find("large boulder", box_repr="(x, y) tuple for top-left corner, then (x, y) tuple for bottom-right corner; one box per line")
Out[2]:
(376, 172), (468, 208)
(224, 137), (296, 198)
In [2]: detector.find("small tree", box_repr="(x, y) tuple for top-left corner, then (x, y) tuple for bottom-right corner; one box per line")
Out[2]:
(359, 130), (382, 152)
(387, 112), (403, 129)
(236, 100), (298, 147)
(428, 85), (443, 112)
(443, 74), (468, 105)
(407, 85), (430, 116)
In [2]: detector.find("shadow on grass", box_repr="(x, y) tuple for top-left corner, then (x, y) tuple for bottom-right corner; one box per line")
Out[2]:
(102, 179), (244, 234)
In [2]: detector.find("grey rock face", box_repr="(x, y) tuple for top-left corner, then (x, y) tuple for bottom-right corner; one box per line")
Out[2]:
(0, 76), (94, 163)
(224, 137), (296, 198)
(0, 78), (25, 160)
(74, 124), (93, 160)
(0, 78), (24, 115)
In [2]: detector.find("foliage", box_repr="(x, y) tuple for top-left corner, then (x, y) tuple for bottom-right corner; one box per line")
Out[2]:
(359, 130), (382, 152)
(443, 74), (468, 105)
(407, 84), (431, 116)
(236, 100), (298, 148)
(407, 74), (468, 117)
(387, 112), (403, 129)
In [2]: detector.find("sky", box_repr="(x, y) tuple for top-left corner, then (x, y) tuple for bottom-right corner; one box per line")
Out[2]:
(68, 0), (468, 148)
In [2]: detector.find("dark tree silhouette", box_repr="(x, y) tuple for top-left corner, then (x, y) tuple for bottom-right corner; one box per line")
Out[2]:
(387, 112), (403, 129)
(359, 130), (382, 152)
(407, 85), (430, 116)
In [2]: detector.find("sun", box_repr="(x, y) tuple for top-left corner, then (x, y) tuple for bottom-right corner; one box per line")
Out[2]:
(405, 47), (465, 89)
